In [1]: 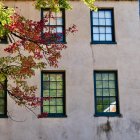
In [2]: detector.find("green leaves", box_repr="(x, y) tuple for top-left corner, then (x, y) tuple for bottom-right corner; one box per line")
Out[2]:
(82, 0), (97, 11)
(0, 2), (15, 38)
(34, 0), (96, 12)
(0, 73), (6, 82)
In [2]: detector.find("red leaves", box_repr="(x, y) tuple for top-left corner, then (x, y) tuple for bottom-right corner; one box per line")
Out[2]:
(2, 11), (77, 118)
(66, 24), (78, 35)
(37, 113), (48, 118)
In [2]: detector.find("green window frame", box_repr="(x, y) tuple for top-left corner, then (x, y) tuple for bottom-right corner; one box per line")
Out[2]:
(94, 71), (120, 117)
(91, 9), (116, 44)
(0, 79), (7, 118)
(41, 71), (66, 117)
(41, 9), (66, 43)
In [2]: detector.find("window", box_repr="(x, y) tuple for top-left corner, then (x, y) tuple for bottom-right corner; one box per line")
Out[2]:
(0, 36), (7, 44)
(94, 71), (120, 116)
(41, 71), (66, 117)
(41, 9), (65, 43)
(0, 80), (7, 117)
(91, 9), (116, 44)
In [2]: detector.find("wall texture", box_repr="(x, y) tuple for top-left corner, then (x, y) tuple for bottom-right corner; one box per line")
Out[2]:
(0, 1), (140, 140)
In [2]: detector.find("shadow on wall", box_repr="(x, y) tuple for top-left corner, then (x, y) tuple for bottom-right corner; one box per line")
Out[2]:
(97, 119), (112, 140)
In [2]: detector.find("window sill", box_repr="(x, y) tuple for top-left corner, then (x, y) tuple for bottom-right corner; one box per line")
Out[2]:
(40, 114), (67, 118)
(94, 113), (122, 117)
(0, 115), (8, 118)
(0, 41), (8, 44)
(47, 42), (67, 45)
(90, 41), (117, 45)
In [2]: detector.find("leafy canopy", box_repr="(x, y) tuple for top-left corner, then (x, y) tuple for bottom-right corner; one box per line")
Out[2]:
(0, 0), (96, 118)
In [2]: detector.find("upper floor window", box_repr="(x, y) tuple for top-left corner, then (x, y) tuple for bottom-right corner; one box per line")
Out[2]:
(94, 71), (120, 116)
(0, 80), (7, 117)
(41, 71), (66, 117)
(91, 9), (116, 44)
(41, 9), (65, 43)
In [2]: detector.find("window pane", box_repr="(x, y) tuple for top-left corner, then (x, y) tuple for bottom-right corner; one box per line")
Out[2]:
(57, 82), (63, 89)
(109, 73), (115, 80)
(0, 106), (4, 114)
(50, 74), (56, 81)
(110, 97), (116, 104)
(56, 98), (63, 105)
(93, 12), (98, 18)
(96, 89), (102, 96)
(110, 105), (116, 112)
(109, 81), (115, 88)
(106, 34), (112, 41)
(56, 12), (62, 17)
(57, 74), (63, 81)
(106, 19), (111, 25)
(43, 82), (49, 90)
(57, 106), (63, 113)
(93, 19), (99, 25)
(99, 27), (105, 33)
(50, 82), (57, 89)
(99, 19), (105, 25)
(106, 27), (112, 33)
(97, 105), (103, 112)
(43, 101), (49, 105)
(102, 74), (108, 80)
(96, 97), (102, 104)
(50, 12), (56, 17)
(50, 18), (56, 25)
(43, 11), (49, 17)
(50, 90), (57, 97)
(0, 90), (4, 97)
(0, 100), (4, 105)
(43, 106), (49, 112)
(96, 73), (102, 80)
(57, 27), (63, 33)
(105, 11), (111, 18)
(93, 27), (99, 33)
(110, 89), (116, 96)
(50, 106), (56, 113)
(50, 99), (56, 105)
(100, 34), (105, 41)
(57, 18), (62, 25)
(43, 74), (49, 81)
(43, 90), (49, 97)
(103, 105), (110, 112)
(57, 90), (63, 97)
(96, 81), (102, 88)
(51, 28), (57, 33)
(103, 89), (109, 96)
(93, 34), (99, 41)
(99, 11), (104, 18)
(103, 97), (110, 105)
(103, 81), (109, 88)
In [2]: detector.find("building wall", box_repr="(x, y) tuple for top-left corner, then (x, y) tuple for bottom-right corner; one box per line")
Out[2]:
(0, 1), (140, 140)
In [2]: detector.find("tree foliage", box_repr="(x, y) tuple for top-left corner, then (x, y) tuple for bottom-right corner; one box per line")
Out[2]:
(0, 0), (95, 118)
(34, 0), (97, 11)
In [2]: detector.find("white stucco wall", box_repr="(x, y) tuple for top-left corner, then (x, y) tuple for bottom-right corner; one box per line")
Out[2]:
(0, 1), (140, 140)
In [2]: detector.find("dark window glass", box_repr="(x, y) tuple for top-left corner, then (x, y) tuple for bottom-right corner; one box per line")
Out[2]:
(41, 71), (66, 117)
(94, 71), (120, 116)
(0, 36), (7, 44)
(0, 79), (7, 117)
(91, 9), (115, 44)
